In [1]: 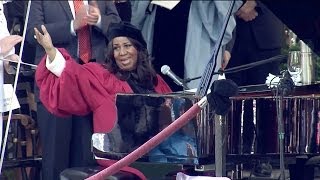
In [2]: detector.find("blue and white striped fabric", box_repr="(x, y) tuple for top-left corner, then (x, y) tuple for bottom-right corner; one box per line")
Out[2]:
(184, 1), (242, 89)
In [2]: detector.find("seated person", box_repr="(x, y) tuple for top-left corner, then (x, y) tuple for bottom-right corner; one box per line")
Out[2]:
(34, 22), (172, 180)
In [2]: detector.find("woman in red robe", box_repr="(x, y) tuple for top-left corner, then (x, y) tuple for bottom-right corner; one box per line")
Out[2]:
(34, 22), (172, 179)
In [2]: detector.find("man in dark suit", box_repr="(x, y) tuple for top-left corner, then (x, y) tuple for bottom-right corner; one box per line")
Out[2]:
(226, 0), (283, 160)
(26, 1), (120, 179)
(228, 1), (283, 88)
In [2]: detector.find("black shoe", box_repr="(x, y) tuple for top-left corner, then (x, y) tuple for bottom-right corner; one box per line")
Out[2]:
(252, 163), (272, 177)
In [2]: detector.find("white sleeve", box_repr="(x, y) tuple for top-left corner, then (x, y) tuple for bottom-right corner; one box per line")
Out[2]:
(45, 48), (66, 77)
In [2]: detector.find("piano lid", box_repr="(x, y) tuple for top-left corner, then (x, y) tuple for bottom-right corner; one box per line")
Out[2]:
(261, 0), (320, 55)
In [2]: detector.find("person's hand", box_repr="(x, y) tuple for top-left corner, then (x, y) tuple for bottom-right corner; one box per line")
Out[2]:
(34, 25), (56, 61)
(4, 54), (19, 74)
(6, 54), (19, 61)
(236, 0), (258, 22)
(238, 10), (258, 22)
(0, 35), (22, 56)
(34, 25), (54, 52)
(73, 5), (89, 31)
(86, 1), (100, 26)
(221, 50), (231, 70)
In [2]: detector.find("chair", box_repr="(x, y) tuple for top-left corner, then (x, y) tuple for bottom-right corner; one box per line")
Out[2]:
(2, 81), (42, 180)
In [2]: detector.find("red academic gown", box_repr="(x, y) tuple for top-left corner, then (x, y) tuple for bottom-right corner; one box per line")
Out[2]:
(35, 48), (172, 179)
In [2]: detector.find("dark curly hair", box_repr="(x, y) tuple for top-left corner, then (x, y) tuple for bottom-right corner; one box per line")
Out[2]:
(104, 37), (158, 89)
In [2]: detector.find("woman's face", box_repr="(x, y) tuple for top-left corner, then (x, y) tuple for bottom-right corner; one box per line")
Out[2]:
(112, 37), (138, 71)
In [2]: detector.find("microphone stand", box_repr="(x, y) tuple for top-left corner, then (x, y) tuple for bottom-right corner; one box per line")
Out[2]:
(275, 71), (294, 180)
(181, 82), (189, 91)
(276, 91), (285, 180)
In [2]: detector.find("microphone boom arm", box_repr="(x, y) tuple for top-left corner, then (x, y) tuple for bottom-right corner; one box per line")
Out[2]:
(185, 54), (287, 83)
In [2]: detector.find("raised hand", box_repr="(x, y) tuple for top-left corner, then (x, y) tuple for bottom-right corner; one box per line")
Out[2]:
(34, 25), (56, 61)
(0, 35), (22, 56)
(34, 25), (53, 51)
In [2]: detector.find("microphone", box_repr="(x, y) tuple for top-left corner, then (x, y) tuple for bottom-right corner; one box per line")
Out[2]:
(278, 71), (295, 96)
(161, 65), (188, 89)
